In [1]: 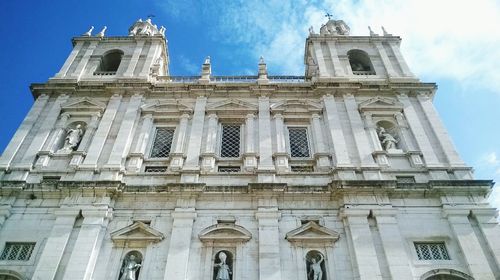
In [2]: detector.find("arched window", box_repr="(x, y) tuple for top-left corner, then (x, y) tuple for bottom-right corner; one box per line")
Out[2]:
(421, 269), (474, 280)
(96, 50), (123, 74)
(347, 49), (375, 75)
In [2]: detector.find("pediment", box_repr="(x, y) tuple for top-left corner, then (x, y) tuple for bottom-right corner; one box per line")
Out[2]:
(199, 223), (252, 243)
(141, 100), (192, 114)
(271, 100), (322, 114)
(286, 222), (339, 243)
(61, 97), (106, 113)
(111, 221), (164, 246)
(206, 99), (258, 113)
(359, 97), (403, 112)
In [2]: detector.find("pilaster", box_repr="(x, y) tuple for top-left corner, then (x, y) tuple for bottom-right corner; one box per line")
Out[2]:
(123, 40), (145, 77)
(0, 94), (49, 170)
(256, 207), (282, 280)
(20, 94), (69, 169)
(341, 208), (383, 280)
(472, 209), (500, 273)
(243, 113), (257, 171)
(257, 96), (275, 174)
(273, 113), (289, 172)
(182, 96), (207, 182)
(326, 40), (346, 76)
(32, 208), (79, 280)
(127, 114), (153, 172)
(443, 208), (495, 280)
(54, 41), (84, 77)
(374, 42), (397, 78)
(322, 94), (352, 169)
(105, 94), (143, 169)
(201, 113), (218, 173)
(163, 208), (197, 280)
(313, 41), (329, 78)
(310, 113), (330, 171)
(71, 40), (98, 79)
(170, 113), (190, 171)
(63, 206), (112, 280)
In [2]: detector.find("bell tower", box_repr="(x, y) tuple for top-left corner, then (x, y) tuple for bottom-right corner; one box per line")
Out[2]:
(50, 18), (169, 83)
(305, 19), (416, 82)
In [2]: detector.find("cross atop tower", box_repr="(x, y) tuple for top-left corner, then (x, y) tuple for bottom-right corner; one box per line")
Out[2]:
(325, 13), (333, 20)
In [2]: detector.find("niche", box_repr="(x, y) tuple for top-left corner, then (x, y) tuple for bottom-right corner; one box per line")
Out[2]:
(347, 49), (375, 74)
(213, 250), (233, 280)
(306, 250), (327, 280)
(118, 250), (142, 280)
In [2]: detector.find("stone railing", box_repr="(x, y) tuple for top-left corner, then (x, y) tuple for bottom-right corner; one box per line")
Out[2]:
(157, 75), (306, 84)
(93, 71), (117, 76)
(352, 71), (376, 76)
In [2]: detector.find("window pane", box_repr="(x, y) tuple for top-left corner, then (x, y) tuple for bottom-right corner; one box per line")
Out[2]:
(220, 125), (240, 157)
(414, 242), (450, 260)
(0, 242), (35, 261)
(289, 128), (310, 157)
(150, 128), (175, 158)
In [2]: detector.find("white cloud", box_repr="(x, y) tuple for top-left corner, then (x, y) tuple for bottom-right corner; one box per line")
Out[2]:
(177, 54), (198, 74)
(476, 152), (500, 208)
(158, 0), (500, 90)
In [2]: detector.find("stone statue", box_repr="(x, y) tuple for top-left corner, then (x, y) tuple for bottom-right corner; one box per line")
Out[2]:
(308, 254), (324, 280)
(119, 254), (141, 280)
(308, 26), (315, 35)
(97, 26), (107, 38)
(60, 124), (83, 152)
(378, 127), (398, 150)
(214, 252), (231, 280)
(82, 26), (94, 37)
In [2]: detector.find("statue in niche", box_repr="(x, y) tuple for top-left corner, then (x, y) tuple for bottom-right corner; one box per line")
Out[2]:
(307, 252), (325, 280)
(214, 251), (231, 280)
(119, 253), (142, 280)
(59, 124), (84, 152)
(377, 127), (398, 151)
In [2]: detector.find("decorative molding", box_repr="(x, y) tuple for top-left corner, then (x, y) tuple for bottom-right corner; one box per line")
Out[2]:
(141, 100), (192, 114)
(60, 97), (106, 114)
(111, 221), (164, 247)
(206, 99), (258, 115)
(286, 221), (339, 244)
(358, 96), (403, 112)
(199, 223), (252, 243)
(271, 99), (322, 114)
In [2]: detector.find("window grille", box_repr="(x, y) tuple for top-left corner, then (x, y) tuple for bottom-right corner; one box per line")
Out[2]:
(288, 128), (310, 158)
(144, 166), (167, 173)
(220, 124), (241, 158)
(150, 127), (175, 158)
(396, 176), (416, 184)
(218, 166), (241, 173)
(291, 166), (314, 172)
(414, 242), (450, 260)
(0, 242), (35, 261)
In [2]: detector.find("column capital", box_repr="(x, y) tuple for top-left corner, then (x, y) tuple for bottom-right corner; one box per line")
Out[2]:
(207, 113), (218, 119)
(246, 113), (256, 119)
(171, 208), (197, 220)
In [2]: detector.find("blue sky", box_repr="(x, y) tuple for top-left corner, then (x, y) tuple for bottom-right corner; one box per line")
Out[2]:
(0, 0), (499, 202)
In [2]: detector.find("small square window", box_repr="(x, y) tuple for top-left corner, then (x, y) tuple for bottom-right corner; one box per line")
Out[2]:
(414, 242), (450, 260)
(150, 128), (175, 158)
(396, 176), (416, 184)
(144, 166), (167, 173)
(220, 124), (241, 158)
(288, 127), (310, 158)
(0, 242), (35, 261)
(218, 166), (241, 173)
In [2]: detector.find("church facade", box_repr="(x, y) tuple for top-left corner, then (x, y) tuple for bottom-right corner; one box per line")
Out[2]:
(0, 18), (498, 280)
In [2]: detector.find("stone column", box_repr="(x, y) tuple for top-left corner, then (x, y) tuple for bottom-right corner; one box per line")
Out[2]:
(374, 42), (397, 77)
(444, 209), (495, 280)
(163, 208), (197, 280)
(105, 94), (143, 169)
(182, 96), (207, 182)
(473, 209), (500, 271)
(127, 114), (153, 172)
(170, 113), (190, 171)
(416, 94), (465, 167)
(32, 208), (79, 280)
(312, 41), (329, 78)
(243, 114), (257, 171)
(388, 42), (414, 77)
(372, 209), (413, 280)
(322, 95), (352, 171)
(0, 200), (13, 230)
(326, 41), (346, 76)
(273, 113), (289, 172)
(123, 40), (145, 77)
(397, 93), (440, 167)
(71, 40), (98, 79)
(341, 209), (383, 280)
(0, 94), (49, 170)
(201, 113), (218, 172)
(20, 94), (69, 169)
(79, 94), (122, 170)
(69, 114), (100, 168)
(256, 207), (282, 280)
(63, 207), (112, 280)
(310, 113), (330, 171)
(34, 113), (70, 168)
(343, 94), (378, 175)
(139, 42), (159, 77)
(54, 41), (84, 77)
(258, 96), (275, 174)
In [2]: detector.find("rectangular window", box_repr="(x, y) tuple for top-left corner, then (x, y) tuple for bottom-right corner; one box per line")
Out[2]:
(218, 166), (241, 173)
(144, 166), (167, 173)
(220, 124), (241, 158)
(150, 127), (175, 158)
(414, 242), (450, 260)
(0, 242), (35, 261)
(290, 165), (314, 172)
(396, 176), (416, 184)
(288, 127), (310, 158)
